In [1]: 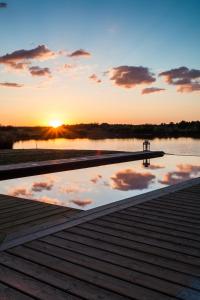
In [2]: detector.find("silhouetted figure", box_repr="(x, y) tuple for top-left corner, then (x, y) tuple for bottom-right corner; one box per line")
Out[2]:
(143, 140), (150, 151)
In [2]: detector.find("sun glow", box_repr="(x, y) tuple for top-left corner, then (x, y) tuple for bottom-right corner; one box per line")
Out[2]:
(49, 120), (62, 128)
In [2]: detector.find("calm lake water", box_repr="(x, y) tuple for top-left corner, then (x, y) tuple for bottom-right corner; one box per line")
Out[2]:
(14, 137), (200, 155)
(1, 137), (200, 210)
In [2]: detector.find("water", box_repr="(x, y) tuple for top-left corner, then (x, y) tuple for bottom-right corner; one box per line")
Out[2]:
(14, 137), (200, 155)
(0, 152), (199, 210)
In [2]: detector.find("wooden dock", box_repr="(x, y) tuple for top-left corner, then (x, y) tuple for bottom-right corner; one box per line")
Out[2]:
(0, 177), (200, 299)
(0, 150), (164, 180)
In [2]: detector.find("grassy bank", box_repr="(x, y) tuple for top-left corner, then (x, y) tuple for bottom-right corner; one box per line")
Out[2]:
(0, 149), (117, 165)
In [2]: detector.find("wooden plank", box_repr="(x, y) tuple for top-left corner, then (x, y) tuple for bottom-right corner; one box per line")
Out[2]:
(0, 206), (73, 231)
(0, 205), (68, 225)
(64, 227), (200, 268)
(143, 199), (200, 214)
(137, 202), (200, 220)
(53, 231), (200, 276)
(0, 251), (132, 300)
(15, 240), (200, 299)
(37, 236), (200, 291)
(0, 262), (78, 300)
(0, 151), (164, 180)
(128, 206), (200, 225)
(101, 214), (200, 242)
(90, 218), (200, 249)
(5, 246), (176, 300)
(0, 282), (34, 300)
(78, 222), (200, 257)
(125, 208), (200, 229)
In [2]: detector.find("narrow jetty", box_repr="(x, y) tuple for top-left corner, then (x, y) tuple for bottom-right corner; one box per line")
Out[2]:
(0, 150), (164, 180)
(0, 176), (200, 299)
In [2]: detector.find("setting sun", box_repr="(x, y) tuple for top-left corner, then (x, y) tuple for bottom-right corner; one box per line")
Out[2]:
(49, 120), (62, 128)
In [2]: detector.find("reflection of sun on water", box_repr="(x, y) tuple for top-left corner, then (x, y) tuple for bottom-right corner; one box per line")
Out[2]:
(49, 120), (62, 128)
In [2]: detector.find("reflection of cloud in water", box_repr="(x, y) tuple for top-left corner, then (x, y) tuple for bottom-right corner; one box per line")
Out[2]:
(159, 164), (200, 185)
(9, 187), (33, 197)
(60, 184), (88, 194)
(70, 198), (93, 207)
(91, 174), (102, 184)
(32, 180), (54, 192)
(36, 196), (64, 206)
(111, 168), (155, 191)
(146, 164), (164, 170)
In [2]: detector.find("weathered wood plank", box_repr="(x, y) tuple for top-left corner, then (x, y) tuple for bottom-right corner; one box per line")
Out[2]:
(113, 211), (200, 236)
(101, 214), (200, 242)
(90, 218), (200, 248)
(38, 235), (200, 291)
(53, 231), (200, 276)
(0, 282), (34, 300)
(16, 240), (200, 299)
(0, 262), (78, 300)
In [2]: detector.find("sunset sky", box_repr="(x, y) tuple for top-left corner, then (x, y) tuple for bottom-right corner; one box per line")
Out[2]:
(0, 0), (200, 126)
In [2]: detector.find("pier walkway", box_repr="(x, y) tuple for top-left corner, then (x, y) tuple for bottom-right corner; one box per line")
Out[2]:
(0, 177), (200, 299)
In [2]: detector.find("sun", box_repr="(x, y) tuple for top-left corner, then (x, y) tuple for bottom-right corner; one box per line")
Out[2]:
(49, 120), (62, 128)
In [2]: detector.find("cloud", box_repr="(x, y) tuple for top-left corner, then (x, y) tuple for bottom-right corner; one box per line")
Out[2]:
(159, 67), (200, 93)
(31, 181), (54, 192)
(68, 49), (91, 58)
(36, 196), (61, 205)
(0, 45), (55, 70)
(0, 2), (7, 8)
(159, 164), (200, 185)
(142, 87), (165, 94)
(91, 174), (102, 184)
(29, 66), (51, 77)
(144, 164), (164, 170)
(70, 198), (93, 207)
(9, 187), (32, 197)
(177, 83), (200, 93)
(89, 74), (102, 83)
(109, 66), (155, 89)
(111, 168), (155, 191)
(0, 82), (24, 88)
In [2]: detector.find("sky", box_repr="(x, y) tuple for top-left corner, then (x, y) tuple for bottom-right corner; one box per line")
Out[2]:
(0, 0), (200, 126)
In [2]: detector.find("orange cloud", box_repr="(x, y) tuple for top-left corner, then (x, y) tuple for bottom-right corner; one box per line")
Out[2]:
(91, 174), (102, 184)
(0, 45), (55, 70)
(111, 168), (155, 190)
(29, 66), (51, 77)
(0, 82), (24, 87)
(9, 187), (32, 197)
(31, 180), (54, 192)
(70, 198), (93, 207)
(142, 87), (165, 94)
(159, 164), (200, 185)
(89, 74), (102, 83)
(68, 49), (91, 58)
(109, 66), (155, 89)
(159, 67), (200, 93)
(144, 163), (164, 170)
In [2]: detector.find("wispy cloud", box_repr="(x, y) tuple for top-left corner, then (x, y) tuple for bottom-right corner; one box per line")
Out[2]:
(109, 66), (155, 89)
(0, 82), (24, 88)
(142, 87), (165, 94)
(9, 187), (32, 197)
(68, 49), (91, 58)
(89, 74), (102, 83)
